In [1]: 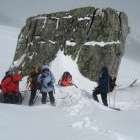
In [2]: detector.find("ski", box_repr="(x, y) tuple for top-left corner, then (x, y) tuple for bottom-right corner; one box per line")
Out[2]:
(109, 106), (121, 111)
(117, 79), (138, 91)
(56, 94), (69, 100)
(129, 79), (138, 87)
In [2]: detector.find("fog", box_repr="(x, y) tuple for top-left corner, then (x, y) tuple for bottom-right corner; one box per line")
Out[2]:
(0, 0), (139, 31)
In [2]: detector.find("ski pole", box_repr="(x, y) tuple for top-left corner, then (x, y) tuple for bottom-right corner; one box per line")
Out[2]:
(72, 83), (78, 88)
(33, 90), (40, 105)
(108, 92), (111, 106)
(113, 88), (117, 108)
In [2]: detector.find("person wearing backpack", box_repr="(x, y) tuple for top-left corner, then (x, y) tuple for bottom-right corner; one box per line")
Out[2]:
(38, 65), (55, 105)
(1, 67), (22, 104)
(58, 72), (73, 86)
(92, 66), (112, 106)
(27, 65), (41, 106)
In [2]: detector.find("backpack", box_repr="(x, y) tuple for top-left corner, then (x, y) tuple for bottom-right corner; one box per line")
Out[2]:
(58, 72), (72, 86)
(27, 71), (40, 89)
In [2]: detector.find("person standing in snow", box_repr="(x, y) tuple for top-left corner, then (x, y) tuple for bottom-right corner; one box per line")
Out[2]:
(1, 67), (22, 104)
(27, 65), (41, 106)
(38, 65), (55, 105)
(92, 66), (113, 106)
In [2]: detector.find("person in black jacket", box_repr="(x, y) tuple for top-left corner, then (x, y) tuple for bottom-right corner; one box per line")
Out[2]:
(93, 66), (116, 106)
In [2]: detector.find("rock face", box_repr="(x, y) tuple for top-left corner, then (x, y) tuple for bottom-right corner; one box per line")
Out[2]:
(14, 7), (129, 81)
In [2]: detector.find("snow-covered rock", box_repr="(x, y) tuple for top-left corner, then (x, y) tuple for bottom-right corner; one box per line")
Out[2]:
(14, 7), (129, 81)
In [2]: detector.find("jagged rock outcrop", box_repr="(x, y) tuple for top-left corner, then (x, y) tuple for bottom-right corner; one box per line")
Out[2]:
(13, 7), (129, 81)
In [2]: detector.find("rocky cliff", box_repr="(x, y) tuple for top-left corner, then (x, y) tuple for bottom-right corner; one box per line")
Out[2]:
(13, 7), (129, 81)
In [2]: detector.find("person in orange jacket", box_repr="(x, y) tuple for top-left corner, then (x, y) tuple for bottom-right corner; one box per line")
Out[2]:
(58, 72), (73, 86)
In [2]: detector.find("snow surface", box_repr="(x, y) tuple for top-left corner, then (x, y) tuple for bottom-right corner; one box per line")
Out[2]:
(42, 17), (47, 29)
(13, 53), (26, 67)
(0, 25), (140, 140)
(51, 17), (60, 29)
(33, 16), (47, 20)
(95, 9), (104, 17)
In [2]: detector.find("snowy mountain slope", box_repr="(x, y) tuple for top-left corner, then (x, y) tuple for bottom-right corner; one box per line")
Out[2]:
(0, 25), (140, 140)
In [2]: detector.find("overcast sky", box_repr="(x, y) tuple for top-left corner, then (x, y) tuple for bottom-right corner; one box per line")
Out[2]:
(0, 0), (139, 61)
(0, 0), (140, 36)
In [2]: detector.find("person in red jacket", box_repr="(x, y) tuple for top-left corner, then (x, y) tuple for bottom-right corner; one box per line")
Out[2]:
(58, 72), (73, 86)
(1, 68), (22, 104)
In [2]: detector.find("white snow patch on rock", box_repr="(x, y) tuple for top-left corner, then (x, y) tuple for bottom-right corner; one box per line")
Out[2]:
(62, 15), (72, 19)
(84, 40), (120, 47)
(51, 17), (60, 29)
(66, 40), (76, 46)
(49, 40), (56, 44)
(28, 53), (34, 60)
(78, 17), (91, 21)
(13, 54), (26, 67)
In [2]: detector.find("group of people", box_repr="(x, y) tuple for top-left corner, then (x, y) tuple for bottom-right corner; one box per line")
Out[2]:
(0, 64), (116, 107)
(27, 66), (73, 106)
(27, 65), (56, 106)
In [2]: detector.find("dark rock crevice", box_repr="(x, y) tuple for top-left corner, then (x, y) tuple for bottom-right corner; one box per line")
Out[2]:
(86, 8), (98, 38)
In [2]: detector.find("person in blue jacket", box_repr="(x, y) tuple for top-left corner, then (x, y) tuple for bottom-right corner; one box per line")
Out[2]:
(93, 66), (112, 106)
(38, 65), (55, 105)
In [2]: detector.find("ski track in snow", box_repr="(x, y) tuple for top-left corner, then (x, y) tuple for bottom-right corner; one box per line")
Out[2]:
(20, 83), (139, 140)
(72, 117), (128, 140)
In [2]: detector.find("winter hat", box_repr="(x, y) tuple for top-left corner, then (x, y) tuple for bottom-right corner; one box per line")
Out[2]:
(42, 64), (50, 71)
(12, 66), (19, 73)
(100, 66), (109, 78)
(5, 70), (12, 76)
